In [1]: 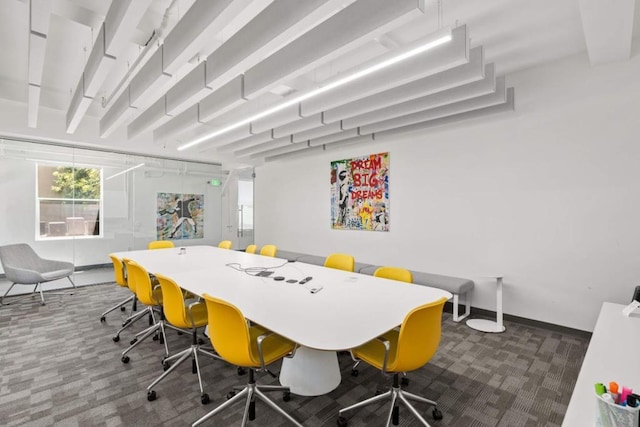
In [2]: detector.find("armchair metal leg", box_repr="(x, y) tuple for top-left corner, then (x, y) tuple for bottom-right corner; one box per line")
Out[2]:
(1, 280), (75, 306)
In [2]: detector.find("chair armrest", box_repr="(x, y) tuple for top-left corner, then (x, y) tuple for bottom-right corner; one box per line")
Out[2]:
(256, 332), (274, 371)
(3, 265), (45, 284)
(376, 336), (391, 374)
(187, 300), (204, 329)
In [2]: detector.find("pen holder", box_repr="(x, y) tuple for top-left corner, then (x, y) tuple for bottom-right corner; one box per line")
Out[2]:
(596, 392), (640, 427)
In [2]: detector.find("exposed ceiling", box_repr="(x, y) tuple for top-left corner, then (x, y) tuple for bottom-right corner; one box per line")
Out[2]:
(0, 0), (638, 168)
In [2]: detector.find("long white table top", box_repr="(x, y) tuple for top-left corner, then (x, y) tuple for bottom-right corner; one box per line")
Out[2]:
(111, 246), (452, 351)
(563, 302), (640, 426)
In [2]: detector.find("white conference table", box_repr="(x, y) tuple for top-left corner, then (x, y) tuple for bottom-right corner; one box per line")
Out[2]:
(111, 246), (452, 395)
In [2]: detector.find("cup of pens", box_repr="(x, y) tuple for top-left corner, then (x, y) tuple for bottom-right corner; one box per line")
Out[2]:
(595, 381), (640, 427)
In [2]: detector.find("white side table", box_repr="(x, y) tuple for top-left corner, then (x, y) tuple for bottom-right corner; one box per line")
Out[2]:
(466, 275), (505, 333)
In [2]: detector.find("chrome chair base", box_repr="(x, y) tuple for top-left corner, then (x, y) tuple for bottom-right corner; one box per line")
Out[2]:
(338, 373), (441, 427)
(146, 341), (220, 404)
(192, 369), (302, 427)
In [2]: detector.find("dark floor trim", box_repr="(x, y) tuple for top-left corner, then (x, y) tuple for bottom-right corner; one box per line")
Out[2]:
(445, 301), (592, 339)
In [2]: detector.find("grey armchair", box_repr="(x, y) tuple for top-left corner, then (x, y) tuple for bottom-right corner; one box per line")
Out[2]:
(0, 243), (76, 305)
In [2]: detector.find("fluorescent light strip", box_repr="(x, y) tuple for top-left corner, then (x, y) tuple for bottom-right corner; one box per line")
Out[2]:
(178, 29), (452, 151)
(105, 163), (145, 180)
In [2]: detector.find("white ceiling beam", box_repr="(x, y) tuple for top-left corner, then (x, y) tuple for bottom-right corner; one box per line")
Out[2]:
(243, 0), (426, 99)
(50, 0), (104, 28)
(343, 64), (496, 130)
(153, 104), (201, 142)
(292, 120), (342, 143)
(251, 104), (300, 134)
(579, 0), (635, 65)
(360, 78), (508, 134)
(28, 84), (41, 128)
(301, 25), (468, 117)
(66, 73), (93, 133)
(246, 139), (308, 160)
(323, 44), (483, 123)
(27, 0), (50, 128)
(308, 127), (359, 147)
(198, 75), (246, 123)
(375, 88), (515, 140)
(100, 87), (136, 138)
(162, 0), (253, 75)
(214, 130), (273, 153)
(235, 135), (293, 158)
(264, 144), (325, 163)
(129, 46), (171, 108)
(273, 113), (323, 139)
(67, 0), (150, 133)
(205, 0), (345, 92)
(127, 96), (171, 139)
(104, 0), (152, 56)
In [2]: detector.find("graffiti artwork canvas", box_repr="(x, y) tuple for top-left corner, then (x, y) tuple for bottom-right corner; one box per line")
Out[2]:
(330, 152), (389, 231)
(156, 193), (204, 240)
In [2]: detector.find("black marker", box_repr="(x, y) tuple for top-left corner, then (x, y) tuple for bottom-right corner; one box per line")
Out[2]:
(299, 276), (313, 284)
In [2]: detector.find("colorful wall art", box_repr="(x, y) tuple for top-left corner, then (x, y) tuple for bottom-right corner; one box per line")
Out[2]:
(157, 192), (204, 240)
(330, 152), (389, 231)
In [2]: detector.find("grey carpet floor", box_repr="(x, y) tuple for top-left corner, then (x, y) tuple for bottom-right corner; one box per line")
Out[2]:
(0, 283), (589, 427)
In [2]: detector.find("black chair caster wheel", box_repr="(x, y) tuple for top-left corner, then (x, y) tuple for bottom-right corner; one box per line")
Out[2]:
(249, 401), (255, 420)
(432, 407), (443, 420)
(392, 405), (399, 425)
(201, 393), (210, 404)
(120, 306), (126, 311)
(283, 391), (291, 402)
(401, 377), (409, 386)
(112, 335), (120, 342)
(152, 334), (159, 341)
(147, 390), (156, 401)
(130, 338), (137, 345)
(226, 391), (236, 400)
(198, 338), (205, 345)
(121, 356), (130, 364)
(237, 367), (246, 375)
(337, 416), (348, 427)
(163, 362), (170, 371)
(100, 316), (106, 323)
(351, 368), (358, 377)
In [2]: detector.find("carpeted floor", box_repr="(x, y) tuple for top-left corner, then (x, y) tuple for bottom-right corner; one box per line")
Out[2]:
(0, 283), (589, 426)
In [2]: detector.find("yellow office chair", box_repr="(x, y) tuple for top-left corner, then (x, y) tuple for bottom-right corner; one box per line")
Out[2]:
(324, 253), (355, 272)
(374, 266), (413, 283)
(259, 244), (277, 257)
(148, 240), (175, 249)
(337, 297), (448, 427)
(100, 255), (135, 323)
(351, 266), (414, 377)
(193, 295), (302, 427)
(218, 240), (233, 250)
(146, 274), (221, 404)
(245, 244), (258, 254)
(120, 260), (181, 364)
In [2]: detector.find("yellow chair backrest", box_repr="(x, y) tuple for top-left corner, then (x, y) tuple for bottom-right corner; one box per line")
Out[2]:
(148, 240), (174, 250)
(324, 253), (355, 272)
(218, 240), (233, 250)
(259, 244), (277, 257)
(390, 297), (447, 373)
(125, 260), (160, 307)
(202, 294), (258, 368)
(109, 254), (127, 287)
(155, 273), (204, 329)
(374, 266), (413, 283)
(245, 244), (258, 254)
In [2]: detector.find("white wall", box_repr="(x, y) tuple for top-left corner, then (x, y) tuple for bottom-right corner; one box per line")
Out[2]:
(0, 145), (223, 270)
(254, 51), (640, 332)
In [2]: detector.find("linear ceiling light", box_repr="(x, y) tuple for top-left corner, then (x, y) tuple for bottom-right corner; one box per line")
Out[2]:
(177, 28), (452, 151)
(105, 163), (145, 180)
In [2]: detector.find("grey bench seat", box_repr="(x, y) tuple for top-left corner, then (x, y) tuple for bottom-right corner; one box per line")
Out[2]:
(359, 265), (473, 322)
(276, 249), (473, 322)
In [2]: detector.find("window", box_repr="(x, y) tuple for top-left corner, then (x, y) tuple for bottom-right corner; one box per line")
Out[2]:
(37, 164), (102, 239)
